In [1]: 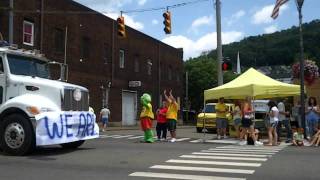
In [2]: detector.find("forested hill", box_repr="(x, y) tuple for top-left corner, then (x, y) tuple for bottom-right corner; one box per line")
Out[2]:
(207, 19), (320, 67)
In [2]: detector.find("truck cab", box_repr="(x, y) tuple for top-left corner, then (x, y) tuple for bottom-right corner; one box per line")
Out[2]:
(0, 42), (98, 155)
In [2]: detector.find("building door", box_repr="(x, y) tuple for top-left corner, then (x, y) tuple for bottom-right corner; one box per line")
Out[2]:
(122, 91), (137, 126)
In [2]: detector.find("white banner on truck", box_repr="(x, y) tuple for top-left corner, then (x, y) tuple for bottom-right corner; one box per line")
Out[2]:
(35, 111), (99, 146)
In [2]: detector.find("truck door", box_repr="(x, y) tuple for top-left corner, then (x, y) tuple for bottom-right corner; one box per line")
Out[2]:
(0, 57), (5, 104)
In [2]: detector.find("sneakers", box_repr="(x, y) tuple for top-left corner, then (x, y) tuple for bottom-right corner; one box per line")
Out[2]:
(217, 135), (221, 140)
(223, 135), (228, 139)
(254, 141), (263, 146)
(239, 141), (247, 146)
(170, 138), (176, 142)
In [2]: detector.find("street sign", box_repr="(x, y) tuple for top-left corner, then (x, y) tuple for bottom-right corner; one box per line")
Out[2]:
(129, 81), (141, 87)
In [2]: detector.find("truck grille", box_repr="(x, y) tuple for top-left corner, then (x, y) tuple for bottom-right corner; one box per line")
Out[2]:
(61, 88), (89, 111)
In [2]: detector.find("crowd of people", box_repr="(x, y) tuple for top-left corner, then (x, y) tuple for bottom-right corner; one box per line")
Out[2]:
(224, 96), (320, 147)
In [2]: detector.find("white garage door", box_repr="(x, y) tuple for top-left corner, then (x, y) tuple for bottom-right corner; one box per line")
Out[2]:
(122, 91), (137, 126)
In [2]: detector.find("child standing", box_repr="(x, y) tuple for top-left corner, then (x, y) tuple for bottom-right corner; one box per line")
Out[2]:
(156, 101), (168, 141)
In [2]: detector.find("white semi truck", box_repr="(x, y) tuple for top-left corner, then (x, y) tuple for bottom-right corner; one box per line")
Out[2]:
(0, 42), (99, 155)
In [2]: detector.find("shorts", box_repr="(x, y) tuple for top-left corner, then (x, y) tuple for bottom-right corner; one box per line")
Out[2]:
(216, 118), (228, 129)
(270, 121), (278, 128)
(140, 117), (152, 131)
(167, 119), (177, 132)
(234, 118), (242, 126)
(242, 118), (253, 128)
(102, 117), (109, 125)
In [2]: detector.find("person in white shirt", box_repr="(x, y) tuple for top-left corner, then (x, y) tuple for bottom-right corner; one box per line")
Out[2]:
(277, 100), (292, 143)
(266, 100), (279, 146)
(100, 105), (110, 132)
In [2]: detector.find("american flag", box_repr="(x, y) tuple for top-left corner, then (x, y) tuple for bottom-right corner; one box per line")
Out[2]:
(271, 0), (289, 19)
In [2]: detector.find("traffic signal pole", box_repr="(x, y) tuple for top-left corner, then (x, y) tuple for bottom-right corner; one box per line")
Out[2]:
(215, 0), (223, 85)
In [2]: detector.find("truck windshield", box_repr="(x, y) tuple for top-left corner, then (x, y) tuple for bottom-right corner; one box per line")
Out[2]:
(7, 54), (50, 79)
(204, 105), (216, 113)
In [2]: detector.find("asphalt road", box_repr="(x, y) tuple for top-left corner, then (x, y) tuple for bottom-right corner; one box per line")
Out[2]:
(0, 128), (319, 180)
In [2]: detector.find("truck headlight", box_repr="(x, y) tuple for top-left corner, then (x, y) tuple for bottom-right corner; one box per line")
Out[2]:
(26, 106), (40, 115)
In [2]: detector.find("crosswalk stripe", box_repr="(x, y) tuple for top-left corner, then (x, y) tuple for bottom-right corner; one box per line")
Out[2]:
(99, 135), (122, 138)
(190, 139), (203, 143)
(129, 172), (246, 180)
(180, 155), (267, 162)
(127, 135), (144, 139)
(208, 148), (279, 153)
(216, 146), (284, 150)
(150, 165), (255, 174)
(203, 140), (239, 144)
(192, 152), (271, 158)
(166, 159), (261, 167)
(112, 135), (135, 139)
(201, 150), (275, 155)
(175, 138), (191, 142)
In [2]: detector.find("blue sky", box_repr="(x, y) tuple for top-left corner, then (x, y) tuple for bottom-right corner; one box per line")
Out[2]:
(74, 0), (320, 59)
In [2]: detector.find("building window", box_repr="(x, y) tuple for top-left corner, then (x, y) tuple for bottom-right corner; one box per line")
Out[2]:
(176, 71), (180, 82)
(134, 58), (139, 72)
(54, 28), (65, 53)
(104, 43), (109, 64)
(168, 66), (172, 80)
(23, 21), (34, 46)
(147, 59), (152, 75)
(119, 49), (125, 68)
(81, 37), (90, 60)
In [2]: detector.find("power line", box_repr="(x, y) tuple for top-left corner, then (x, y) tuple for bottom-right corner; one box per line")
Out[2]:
(0, 0), (210, 15)
(123, 0), (210, 14)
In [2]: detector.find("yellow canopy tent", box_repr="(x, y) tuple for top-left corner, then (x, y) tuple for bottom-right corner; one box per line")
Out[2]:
(204, 68), (301, 101)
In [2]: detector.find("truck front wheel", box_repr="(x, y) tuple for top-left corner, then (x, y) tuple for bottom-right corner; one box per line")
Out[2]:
(0, 114), (35, 156)
(60, 140), (85, 149)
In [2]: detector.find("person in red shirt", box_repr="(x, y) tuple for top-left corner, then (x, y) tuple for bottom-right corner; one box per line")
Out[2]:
(156, 101), (168, 141)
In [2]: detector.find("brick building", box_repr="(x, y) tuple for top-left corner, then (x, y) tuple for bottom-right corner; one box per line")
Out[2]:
(0, 0), (184, 126)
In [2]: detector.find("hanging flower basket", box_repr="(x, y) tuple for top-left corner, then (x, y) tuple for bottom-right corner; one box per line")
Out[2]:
(292, 60), (319, 86)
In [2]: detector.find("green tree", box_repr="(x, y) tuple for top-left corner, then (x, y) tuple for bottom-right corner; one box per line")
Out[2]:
(184, 56), (238, 112)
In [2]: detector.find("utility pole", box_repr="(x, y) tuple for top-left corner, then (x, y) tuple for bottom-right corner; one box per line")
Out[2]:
(185, 71), (189, 123)
(9, 0), (13, 44)
(215, 0), (223, 85)
(296, 0), (306, 135)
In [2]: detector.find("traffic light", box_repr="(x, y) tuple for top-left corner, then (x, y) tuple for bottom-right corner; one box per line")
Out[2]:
(117, 16), (126, 38)
(163, 11), (171, 34)
(222, 61), (232, 71)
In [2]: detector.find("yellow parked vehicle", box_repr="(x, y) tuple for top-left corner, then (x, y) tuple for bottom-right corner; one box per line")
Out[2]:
(196, 103), (235, 136)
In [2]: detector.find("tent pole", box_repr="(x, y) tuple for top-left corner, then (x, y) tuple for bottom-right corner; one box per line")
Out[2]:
(202, 101), (207, 143)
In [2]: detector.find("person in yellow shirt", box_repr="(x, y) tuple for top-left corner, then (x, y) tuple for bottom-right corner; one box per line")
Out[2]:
(216, 97), (228, 139)
(140, 93), (155, 143)
(164, 89), (179, 142)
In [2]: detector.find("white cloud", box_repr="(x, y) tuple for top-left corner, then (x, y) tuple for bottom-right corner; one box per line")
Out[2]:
(191, 15), (213, 28)
(152, 19), (159, 25)
(74, 0), (133, 12)
(104, 13), (144, 30)
(252, 4), (288, 25)
(189, 15), (213, 34)
(264, 25), (278, 34)
(138, 0), (147, 6)
(162, 31), (244, 60)
(227, 10), (246, 26)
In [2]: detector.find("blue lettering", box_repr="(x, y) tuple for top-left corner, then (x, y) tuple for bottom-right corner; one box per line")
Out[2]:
(64, 114), (73, 138)
(44, 116), (64, 139)
(86, 113), (95, 136)
(77, 113), (87, 137)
